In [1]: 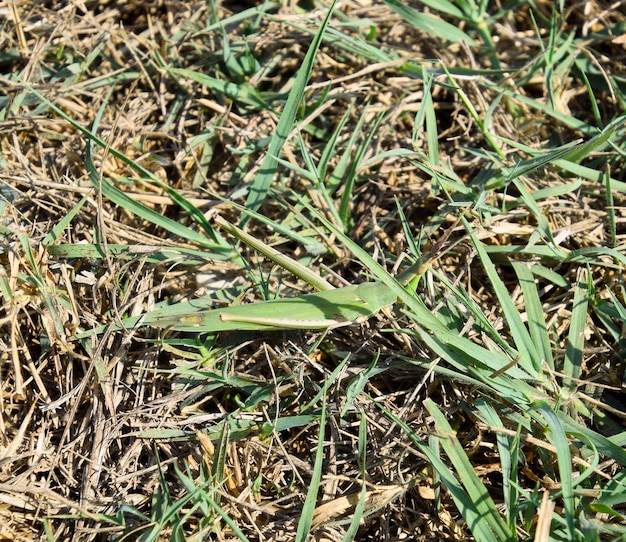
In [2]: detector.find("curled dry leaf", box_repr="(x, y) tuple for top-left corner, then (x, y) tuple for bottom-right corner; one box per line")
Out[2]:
(311, 484), (407, 529)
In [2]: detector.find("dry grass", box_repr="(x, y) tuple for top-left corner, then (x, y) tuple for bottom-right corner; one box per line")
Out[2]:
(1, 0), (626, 540)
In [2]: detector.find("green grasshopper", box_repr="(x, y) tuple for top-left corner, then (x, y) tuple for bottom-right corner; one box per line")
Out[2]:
(139, 218), (450, 333)
(139, 264), (430, 332)
(76, 217), (450, 337)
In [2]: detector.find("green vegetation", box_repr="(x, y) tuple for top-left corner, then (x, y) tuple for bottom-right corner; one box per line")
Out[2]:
(1, 1), (626, 540)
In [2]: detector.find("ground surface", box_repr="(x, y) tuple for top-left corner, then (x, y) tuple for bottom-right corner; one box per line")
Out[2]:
(1, 1), (626, 541)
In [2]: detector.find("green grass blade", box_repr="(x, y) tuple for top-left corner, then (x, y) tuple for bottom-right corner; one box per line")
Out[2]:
(423, 69), (440, 168)
(425, 399), (513, 541)
(244, 0), (338, 217)
(24, 84), (234, 256)
(441, 65), (505, 159)
(295, 394), (326, 541)
(559, 413), (626, 469)
(562, 268), (590, 393)
(41, 195), (89, 247)
(413, 0), (465, 19)
(473, 399), (516, 522)
(534, 403), (576, 539)
(479, 78), (596, 135)
(172, 461), (251, 541)
(566, 430), (600, 490)
(302, 353), (352, 414)
(500, 139), (582, 182)
(510, 178), (556, 248)
(512, 262), (555, 372)
(340, 353), (385, 418)
(341, 416), (368, 542)
(295, 133), (345, 227)
(498, 124), (626, 191)
(326, 102), (362, 196)
(406, 326), (538, 397)
(338, 109), (384, 227)
(313, 25), (396, 64)
(84, 144), (233, 255)
(319, 105), (352, 185)
(464, 218), (543, 374)
(605, 169), (617, 247)
(504, 179), (583, 211)
(559, 120), (619, 164)
(210, 194), (328, 255)
(384, 0), (476, 45)
(195, 1), (279, 34)
(410, 66), (439, 167)
(210, 422), (230, 503)
(168, 67), (268, 109)
(214, 215), (334, 292)
(376, 398), (511, 542)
